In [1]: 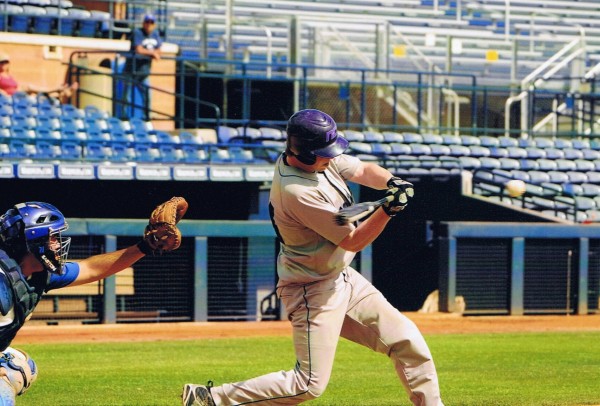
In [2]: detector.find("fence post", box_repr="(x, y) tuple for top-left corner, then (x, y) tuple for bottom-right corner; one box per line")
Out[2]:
(577, 238), (589, 315)
(510, 237), (524, 315)
(102, 235), (117, 324)
(194, 236), (209, 322)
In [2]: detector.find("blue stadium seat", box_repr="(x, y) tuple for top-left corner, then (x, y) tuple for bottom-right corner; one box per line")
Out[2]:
(528, 171), (550, 184)
(236, 127), (261, 140)
(572, 139), (590, 150)
(179, 131), (203, 145)
(61, 104), (85, 119)
(84, 105), (108, 120)
(403, 132), (423, 144)
(134, 144), (161, 162)
(479, 136), (500, 147)
(0, 128), (9, 139)
(0, 116), (11, 129)
(581, 183), (600, 197)
(85, 118), (111, 142)
(85, 142), (112, 161)
(10, 127), (36, 140)
(533, 137), (554, 149)
(468, 145), (490, 157)
(11, 115), (37, 130)
(259, 127), (283, 140)
(421, 133), (443, 145)
(429, 144), (451, 156)
(575, 159), (595, 172)
(181, 145), (209, 163)
(511, 170), (530, 182)
(497, 136), (518, 148)
(448, 145), (470, 156)
(35, 140), (61, 160)
(409, 144), (432, 156)
(342, 130), (365, 142)
(389, 143), (411, 155)
(130, 118), (155, 137)
(488, 147), (508, 158)
(525, 147), (546, 159)
(547, 171), (569, 183)
(458, 156), (481, 169)
(0, 143), (10, 159)
(0, 104), (13, 117)
(108, 117), (133, 142)
(363, 131), (384, 143)
(371, 143), (392, 156)
(535, 159), (556, 171)
(158, 144), (185, 163)
(38, 103), (62, 118)
(566, 171), (587, 184)
(35, 127), (62, 141)
(8, 140), (36, 159)
(517, 138), (535, 148)
(110, 143), (136, 163)
(460, 135), (480, 146)
(60, 141), (83, 160)
(556, 159), (576, 171)
(37, 116), (61, 132)
(479, 157), (501, 170)
(499, 158), (519, 170)
(587, 171), (600, 183)
(582, 149), (600, 160)
(156, 131), (180, 145)
(210, 147), (231, 164)
(519, 159), (539, 171)
(554, 139), (573, 149)
(229, 146), (255, 163)
(381, 131), (403, 143)
(217, 126), (240, 143)
(506, 147), (527, 159)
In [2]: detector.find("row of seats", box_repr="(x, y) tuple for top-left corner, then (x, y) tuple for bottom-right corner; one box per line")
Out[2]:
(0, 4), (110, 37)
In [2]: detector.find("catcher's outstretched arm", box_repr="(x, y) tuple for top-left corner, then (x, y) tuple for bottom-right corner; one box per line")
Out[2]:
(69, 245), (145, 286)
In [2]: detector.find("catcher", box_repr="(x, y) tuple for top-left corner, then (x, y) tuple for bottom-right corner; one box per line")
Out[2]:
(0, 197), (187, 405)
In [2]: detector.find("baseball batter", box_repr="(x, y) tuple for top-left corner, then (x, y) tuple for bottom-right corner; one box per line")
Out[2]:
(183, 109), (443, 406)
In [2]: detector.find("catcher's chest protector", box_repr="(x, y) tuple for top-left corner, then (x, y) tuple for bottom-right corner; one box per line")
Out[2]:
(0, 251), (47, 351)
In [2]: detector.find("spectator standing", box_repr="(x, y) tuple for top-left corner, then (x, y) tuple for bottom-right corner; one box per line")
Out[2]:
(119, 14), (162, 120)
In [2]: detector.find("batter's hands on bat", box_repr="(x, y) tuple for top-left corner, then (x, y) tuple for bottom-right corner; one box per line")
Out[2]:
(383, 177), (414, 217)
(137, 197), (189, 255)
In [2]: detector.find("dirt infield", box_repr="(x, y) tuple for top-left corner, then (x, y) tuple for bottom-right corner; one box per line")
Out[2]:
(13, 313), (600, 344)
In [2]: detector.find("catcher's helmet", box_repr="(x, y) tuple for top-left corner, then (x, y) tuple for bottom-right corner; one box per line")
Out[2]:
(0, 202), (70, 274)
(286, 109), (348, 165)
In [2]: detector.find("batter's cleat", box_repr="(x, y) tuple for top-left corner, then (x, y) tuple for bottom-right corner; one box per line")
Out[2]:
(182, 382), (215, 406)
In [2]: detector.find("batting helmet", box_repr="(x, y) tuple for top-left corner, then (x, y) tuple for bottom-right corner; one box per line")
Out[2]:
(0, 202), (70, 274)
(286, 109), (348, 165)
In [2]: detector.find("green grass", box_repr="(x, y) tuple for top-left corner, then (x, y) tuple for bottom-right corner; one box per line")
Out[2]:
(17, 332), (600, 405)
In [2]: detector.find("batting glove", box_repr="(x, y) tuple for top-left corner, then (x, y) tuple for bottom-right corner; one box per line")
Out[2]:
(383, 177), (414, 217)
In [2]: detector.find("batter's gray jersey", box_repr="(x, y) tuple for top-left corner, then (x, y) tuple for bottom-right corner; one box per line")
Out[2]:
(269, 153), (361, 285)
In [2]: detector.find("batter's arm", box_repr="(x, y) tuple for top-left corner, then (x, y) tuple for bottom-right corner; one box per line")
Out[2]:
(338, 208), (390, 252)
(68, 245), (145, 286)
(348, 161), (394, 189)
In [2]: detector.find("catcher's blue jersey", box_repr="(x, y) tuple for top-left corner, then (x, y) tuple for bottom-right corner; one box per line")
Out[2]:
(46, 262), (80, 291)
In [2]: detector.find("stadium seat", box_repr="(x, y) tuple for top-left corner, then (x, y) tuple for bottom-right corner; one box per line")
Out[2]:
(403, 132), (423, 144)
(236, 127), (261, 140)
(429, 144), (451, 156)
(363, 131), (384, 143)
(572, 139), (590, 150)
(528, 171), (550, 184)
(497, 136), (518, 148)
(10, 127), (36, 140)
(448, 145), (470, 156)
(84, 105), (108, 120)
(217, 126), (240, 143)
(506, 147), (527, 159)
(479, 136), (500, 147)
(84, 142), (112, 161)
(517, 138), (535, 148)
(134, 144), (161, 162)
(342, 130), (365, 142)
(582, 149), (600, 160)
(409, 144), (432, 156)
(349, 142), (372, 155)
(556, 159), (577, 171)
(566, 171), (588, 184)
(11, 115), (37, 130)
(533, 137), (553, 149)
(421, 133), (443, 145)
(479, 157), (501, 170)
(459, 156), (481, 169)
(381, 131), (403, 143)
(547, 171), (569, 183)
(156, 131), (180, 145)
(563, 148), (583, 160)
(37, 116), (61, 132)
(111, 143), (136, 163)
(585, 171), (600, 183)
(580, 183), (600, 197)
(85, 118), (111, 142)
(60, 141), (82, 160)
(179, 131), (203, 145)
(229, 146), (256, 163)
(544, 148), (564, 159)
(468, 145), (490, 157)
(258, 127), (283, 140)
(8, 140), (37, 159)
(554, 139), (573, 149)
(460, 135), (480, 146)
(371, 143), (392, 156)
(537, 158), (558, 171)
(389, 143), (411, 155)
(158, 144), (185, 163)
(499, 158), (519, 170)
(61, 104), (85, 119)
(34, 140), (61, 160)
(519, 159), (539, 171)
(181, 145), (209, 163)
(0, 116), (11, 129)
(575, 159), (595, 172)
(511, 170), (530, 182)
(525, 147), (546, 159)
(488, 147), (508, 158)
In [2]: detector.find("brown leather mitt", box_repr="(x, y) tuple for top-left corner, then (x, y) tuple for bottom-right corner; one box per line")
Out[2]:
(138, 197), (188, 255)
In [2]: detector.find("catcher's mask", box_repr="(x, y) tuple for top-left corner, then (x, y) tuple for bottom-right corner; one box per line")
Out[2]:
(285, 109), (348, 165)
(0, 202), (70, 274)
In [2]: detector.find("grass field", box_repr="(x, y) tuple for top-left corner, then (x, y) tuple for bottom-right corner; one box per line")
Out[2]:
(17, 331), (600, 405)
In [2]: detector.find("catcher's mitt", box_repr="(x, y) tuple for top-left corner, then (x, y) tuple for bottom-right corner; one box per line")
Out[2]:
(138, 197), (188, 255)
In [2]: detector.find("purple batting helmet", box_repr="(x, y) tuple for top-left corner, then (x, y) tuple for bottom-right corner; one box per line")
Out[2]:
(286, 109), (348, 165)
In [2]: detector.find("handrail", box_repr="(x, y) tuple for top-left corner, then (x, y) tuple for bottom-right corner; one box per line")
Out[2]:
(504, 90), (527, 137)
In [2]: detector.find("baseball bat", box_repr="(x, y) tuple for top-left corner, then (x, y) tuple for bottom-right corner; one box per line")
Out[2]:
(333, 188), (397, 225)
